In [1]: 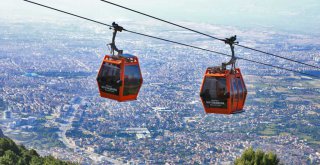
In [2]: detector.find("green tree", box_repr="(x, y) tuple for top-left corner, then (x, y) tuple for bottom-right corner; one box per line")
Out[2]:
(254, 149), (264, 165)
(0, 150), (19, 165)
(263, 152), (279, 165)
(30, 156), (44, 165)
(235, 147), (280, 165)
(0, 137), (76, 165)
(0, 138), (20, 156)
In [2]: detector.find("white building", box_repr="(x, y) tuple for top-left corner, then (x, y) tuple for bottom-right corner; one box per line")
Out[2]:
(3, 110), (11, 119)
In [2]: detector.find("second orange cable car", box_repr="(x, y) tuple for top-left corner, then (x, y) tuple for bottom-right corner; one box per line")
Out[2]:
(97, 23), (143, 102)
(200, 36), (247, 114)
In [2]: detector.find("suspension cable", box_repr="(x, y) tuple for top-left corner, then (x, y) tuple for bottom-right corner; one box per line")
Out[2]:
(23, 0), (320, 78)
(100, 0), (320, 70)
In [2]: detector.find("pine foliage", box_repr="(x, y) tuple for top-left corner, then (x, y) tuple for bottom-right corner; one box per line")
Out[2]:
(235, 147), (280, 165)
(0, 138), (76, 165)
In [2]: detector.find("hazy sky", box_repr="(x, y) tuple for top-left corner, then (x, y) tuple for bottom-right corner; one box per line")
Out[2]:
(1, 0), (320, 34)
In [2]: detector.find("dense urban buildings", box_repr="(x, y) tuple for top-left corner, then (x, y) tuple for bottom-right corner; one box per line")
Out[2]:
(0, 20), (319, 164)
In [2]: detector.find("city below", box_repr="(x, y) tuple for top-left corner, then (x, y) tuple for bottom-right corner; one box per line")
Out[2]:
(0, 19), (320, 164)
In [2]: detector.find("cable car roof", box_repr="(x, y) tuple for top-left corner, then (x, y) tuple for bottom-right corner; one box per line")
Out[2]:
(120, 54), (136, 59)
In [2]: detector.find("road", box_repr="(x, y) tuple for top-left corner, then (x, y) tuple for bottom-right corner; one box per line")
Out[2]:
(57, 109), (122, 164)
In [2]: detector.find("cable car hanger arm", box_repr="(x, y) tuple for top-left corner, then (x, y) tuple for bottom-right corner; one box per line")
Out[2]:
(110, 22), (123, 56)
(222, 35), (238, 71)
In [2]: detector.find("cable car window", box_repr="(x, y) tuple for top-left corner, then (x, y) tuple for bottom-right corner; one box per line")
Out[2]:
(237, 78), (243, 100)
(97, 63), (121, 95)
(200, 77), (227, 108)
(232, 78), (238, 101)
(123, 65), (141, 96)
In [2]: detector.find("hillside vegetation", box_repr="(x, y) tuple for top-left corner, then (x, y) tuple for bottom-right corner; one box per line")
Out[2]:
(235, 147), (280, 165)
(0, 138), (76, 165)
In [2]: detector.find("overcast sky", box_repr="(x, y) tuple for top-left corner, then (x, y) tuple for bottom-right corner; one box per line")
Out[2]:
(1, 0), (320, 34)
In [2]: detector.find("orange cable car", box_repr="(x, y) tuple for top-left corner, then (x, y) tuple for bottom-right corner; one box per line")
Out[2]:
(200, 36), (247, 114)
(97, 22), (143, 102)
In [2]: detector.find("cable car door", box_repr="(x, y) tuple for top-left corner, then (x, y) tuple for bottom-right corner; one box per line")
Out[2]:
(97, 62), (122, 96)
(200, 76), (228, 111)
